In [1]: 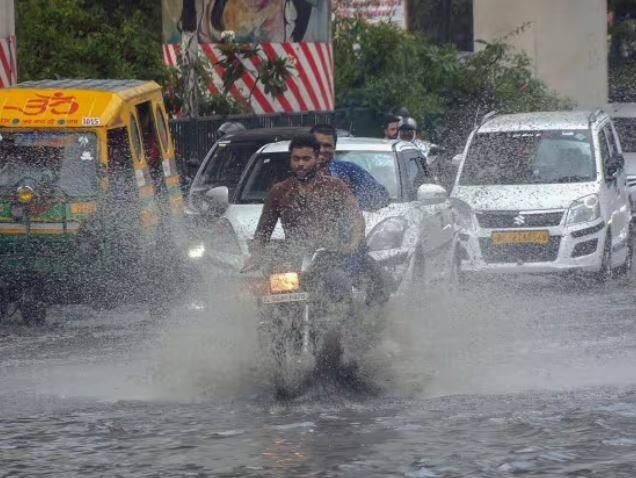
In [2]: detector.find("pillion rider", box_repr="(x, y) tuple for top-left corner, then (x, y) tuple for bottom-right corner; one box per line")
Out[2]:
(309, 124), (393, 304)
(309, 124), (390, 212)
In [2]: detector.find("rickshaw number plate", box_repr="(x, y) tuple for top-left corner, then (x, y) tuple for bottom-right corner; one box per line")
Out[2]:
(491, 230), (549, 245)
(262, 292), (309, 304)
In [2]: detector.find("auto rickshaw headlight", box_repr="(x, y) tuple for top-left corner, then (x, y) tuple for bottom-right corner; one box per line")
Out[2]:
(270, 272), (300, 294)
(16, 185), (34, 204)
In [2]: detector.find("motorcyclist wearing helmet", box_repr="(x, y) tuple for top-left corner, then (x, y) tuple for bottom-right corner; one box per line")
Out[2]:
(398, 117), (418, 142)
(310, 124), (390, 212)
(244, 134), (365, 271)
(216, 121), (246, 140)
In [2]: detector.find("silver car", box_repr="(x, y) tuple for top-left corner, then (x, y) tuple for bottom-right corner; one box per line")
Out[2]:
(188, 137), (459, 293)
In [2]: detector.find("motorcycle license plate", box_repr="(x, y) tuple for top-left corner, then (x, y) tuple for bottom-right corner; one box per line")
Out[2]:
(261, 292), (309, 304)
(491, 230), (549, 245)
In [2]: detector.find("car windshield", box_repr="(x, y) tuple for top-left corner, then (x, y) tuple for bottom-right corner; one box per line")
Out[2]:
(612, 118), (636, 152)
(195, 140), (264, 191)
(238, 150), (398, 203)
(336, 151), (398, 198)
(0, 131), (98, 196)
(460, 130), (596, 186)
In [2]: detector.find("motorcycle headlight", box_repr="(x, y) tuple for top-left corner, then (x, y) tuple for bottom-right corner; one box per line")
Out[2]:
(566, 194), (601, 225)
(270, 272), (300, 293)
(367, 217), (408, 251)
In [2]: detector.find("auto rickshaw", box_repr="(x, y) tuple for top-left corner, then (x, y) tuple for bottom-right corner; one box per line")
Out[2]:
(0, 79), (186, 324)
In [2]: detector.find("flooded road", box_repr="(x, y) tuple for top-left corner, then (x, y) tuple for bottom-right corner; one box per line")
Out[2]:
(2, 276), (636, 477)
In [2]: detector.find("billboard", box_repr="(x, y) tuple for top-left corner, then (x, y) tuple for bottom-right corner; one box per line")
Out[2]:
(162, 0), (330, 44)
(162, 0), (333, 113)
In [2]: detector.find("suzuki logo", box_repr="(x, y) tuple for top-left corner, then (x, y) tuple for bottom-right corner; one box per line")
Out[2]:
(513, 214), (526, 226)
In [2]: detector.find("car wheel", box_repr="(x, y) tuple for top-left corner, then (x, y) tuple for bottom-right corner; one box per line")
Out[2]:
(595, 232), (613, 283)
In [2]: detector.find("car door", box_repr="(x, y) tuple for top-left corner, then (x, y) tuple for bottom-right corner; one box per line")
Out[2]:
(604, 122), (631, 252)
(401, 147), (454, 281)
(598, 123), (626, 256)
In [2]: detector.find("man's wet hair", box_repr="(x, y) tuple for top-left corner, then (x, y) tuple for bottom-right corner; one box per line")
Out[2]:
(309, 123), (338, 145)
(289, 134), (320, 153)
(383, 115), (401, 128)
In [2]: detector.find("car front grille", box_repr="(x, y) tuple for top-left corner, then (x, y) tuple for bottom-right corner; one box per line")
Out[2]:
(476, 211), (564, 229)
(479, 236), (561, 264)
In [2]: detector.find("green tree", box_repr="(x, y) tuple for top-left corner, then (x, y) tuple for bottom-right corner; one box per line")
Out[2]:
(334, 18), (569, 143)
(16, 0), (166, 82)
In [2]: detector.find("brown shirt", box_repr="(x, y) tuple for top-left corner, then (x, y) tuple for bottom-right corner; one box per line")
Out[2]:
(251, 171), (365, 254)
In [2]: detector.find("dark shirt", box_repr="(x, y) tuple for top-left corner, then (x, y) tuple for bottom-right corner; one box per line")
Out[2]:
(329, 160), (390, 211)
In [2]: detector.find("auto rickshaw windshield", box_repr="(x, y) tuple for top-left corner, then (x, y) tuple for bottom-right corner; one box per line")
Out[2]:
(0, 131), (98, 196)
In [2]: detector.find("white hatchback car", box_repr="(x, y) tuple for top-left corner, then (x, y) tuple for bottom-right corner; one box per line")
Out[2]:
(190, 138), (459, 292)
(451, 110), (632, 279)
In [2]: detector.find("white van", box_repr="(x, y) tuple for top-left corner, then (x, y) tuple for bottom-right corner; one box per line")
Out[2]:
(451, 110), (632, 280)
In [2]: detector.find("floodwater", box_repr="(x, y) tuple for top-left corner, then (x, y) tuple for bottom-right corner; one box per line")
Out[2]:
(3, 274), (636, 477)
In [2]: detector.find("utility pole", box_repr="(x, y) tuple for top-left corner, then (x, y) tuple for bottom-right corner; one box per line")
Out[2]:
(181, 0), (198, 118)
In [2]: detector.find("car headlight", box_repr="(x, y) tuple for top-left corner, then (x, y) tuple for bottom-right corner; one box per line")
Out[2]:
(367, 217), (408, 251)
(566, 194), (601, 225)
(188, 243), (206, 259)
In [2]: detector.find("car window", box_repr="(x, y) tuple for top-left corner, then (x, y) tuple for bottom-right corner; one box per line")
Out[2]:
(460, 130), (596, 185)
(599, 129), (612, 178)
(336, 150), (399, 198)
(238, 153), (290, 203)
(612, 118), (636, 152)
(197, 141), (262, 191)
(604, 125), (618, 156)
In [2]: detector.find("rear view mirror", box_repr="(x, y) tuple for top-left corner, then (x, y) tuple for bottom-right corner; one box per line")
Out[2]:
(451, 154), (464, 167)
(204, 186), (229, 215)
(417, 184), (448, 203)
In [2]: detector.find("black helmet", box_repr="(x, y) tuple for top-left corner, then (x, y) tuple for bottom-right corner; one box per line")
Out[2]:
(216, 121), (246, 139)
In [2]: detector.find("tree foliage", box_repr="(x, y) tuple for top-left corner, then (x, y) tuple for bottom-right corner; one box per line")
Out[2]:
(16, 0), (166, 82)
(333, 18), (569, 141)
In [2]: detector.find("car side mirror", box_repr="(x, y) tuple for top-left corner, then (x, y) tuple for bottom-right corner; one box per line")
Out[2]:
(451, 154), (464, 167)
(204, 186), (229, 215)
(417, 183), (448, 203)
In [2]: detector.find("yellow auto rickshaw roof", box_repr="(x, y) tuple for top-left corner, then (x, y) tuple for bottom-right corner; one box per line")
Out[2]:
(0, 79), (161, 129)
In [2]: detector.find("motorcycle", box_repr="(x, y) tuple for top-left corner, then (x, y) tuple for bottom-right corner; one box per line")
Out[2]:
(254, 247), (372, 398)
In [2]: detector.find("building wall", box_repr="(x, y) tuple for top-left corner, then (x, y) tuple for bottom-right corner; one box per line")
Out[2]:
(474, 0), (607, 107)
(0, 0), (14, 38)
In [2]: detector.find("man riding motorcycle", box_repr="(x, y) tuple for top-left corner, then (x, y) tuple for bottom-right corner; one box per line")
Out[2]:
(243, 134), (366, 273)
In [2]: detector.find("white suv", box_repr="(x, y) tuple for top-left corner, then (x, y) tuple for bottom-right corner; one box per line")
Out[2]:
(451, 110), (632, 279)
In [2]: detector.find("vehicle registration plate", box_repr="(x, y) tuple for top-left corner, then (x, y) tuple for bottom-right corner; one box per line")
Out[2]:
(491, 230), (549, 245)
(261, 292), (309, 304)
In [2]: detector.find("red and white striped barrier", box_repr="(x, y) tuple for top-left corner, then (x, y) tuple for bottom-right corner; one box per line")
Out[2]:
(0, 35), (17, 88)
(163, 42), (334, 113)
